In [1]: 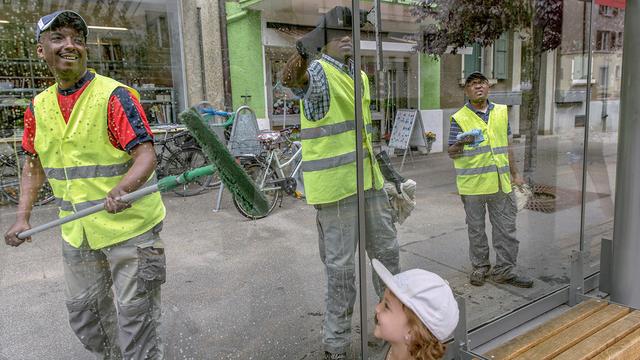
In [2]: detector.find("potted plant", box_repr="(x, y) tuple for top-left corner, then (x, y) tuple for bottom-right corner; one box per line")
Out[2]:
(424, 131), (436, 151)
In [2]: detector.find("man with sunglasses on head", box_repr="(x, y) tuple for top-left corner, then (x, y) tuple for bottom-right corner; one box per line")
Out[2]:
(448, 72), (533, 289)
(3, 10), (166, 359)
(282, 6), (400, 360)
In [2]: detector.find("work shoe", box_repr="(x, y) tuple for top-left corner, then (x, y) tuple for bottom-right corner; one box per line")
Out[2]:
(324, 351), (347, 360)
(469, 268), (489, 286)
(491, 272), (534, 288)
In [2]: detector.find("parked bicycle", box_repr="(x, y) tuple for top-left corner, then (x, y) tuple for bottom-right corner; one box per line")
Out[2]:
(194, 102), (235, 143)
(0, 149), (55, 206)
(233, 126), (303, 219)
(154, 125), (217, 197)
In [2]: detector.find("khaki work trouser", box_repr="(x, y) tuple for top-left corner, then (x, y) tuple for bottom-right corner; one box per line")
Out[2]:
(62, 222), (165, 360)
(315, 189), (400, 355)
(461, 191), (519, 276)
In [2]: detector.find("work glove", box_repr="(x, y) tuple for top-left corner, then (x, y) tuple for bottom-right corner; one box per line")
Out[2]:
(376, 150), (406, 194)
(456, 129), (484, 147)
(296, 6), (370, 60)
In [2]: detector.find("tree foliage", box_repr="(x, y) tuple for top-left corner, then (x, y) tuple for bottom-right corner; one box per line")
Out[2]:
(412, 0), (562, 56)
(411, 0), (564, 177)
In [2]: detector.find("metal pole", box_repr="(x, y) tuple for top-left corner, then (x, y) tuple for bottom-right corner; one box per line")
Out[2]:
(374, 0), (384, 135)
(18, 184), (159, 239)
(611, 0), (640, 307)
(601, 60), (608, 132)
(218, 0), (233, 111)
(352, 1), (368, 358)
(578, 0), (594, 253)
(196, 7), (207, 101)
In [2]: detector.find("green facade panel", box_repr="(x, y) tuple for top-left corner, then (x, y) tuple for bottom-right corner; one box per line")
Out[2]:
(226, 7), (266, 117)
(420, 54), (440, 109)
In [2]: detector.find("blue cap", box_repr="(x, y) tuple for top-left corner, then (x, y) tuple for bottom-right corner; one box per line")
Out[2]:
(464, 71), (488, 86)
(35, 10), (88, 41)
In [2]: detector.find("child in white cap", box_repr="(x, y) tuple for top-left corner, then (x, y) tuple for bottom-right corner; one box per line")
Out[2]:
(372, 259), (459, 360)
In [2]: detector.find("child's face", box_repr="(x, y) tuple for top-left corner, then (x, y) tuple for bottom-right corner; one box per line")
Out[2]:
(374, 289), (411, 343)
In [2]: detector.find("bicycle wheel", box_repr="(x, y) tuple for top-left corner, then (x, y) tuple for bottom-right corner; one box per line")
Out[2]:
(35, 182), (55, 206)
(165, 147), (216, 196)
(0, 157), (20, 204)
(0, 155), (55, 206)
(232, 162), (282, 220)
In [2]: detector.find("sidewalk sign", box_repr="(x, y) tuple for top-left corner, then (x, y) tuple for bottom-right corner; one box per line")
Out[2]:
(387, 109), (428, 171)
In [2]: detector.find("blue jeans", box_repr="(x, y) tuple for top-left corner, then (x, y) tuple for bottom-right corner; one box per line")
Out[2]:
(315, 189), (400, 354)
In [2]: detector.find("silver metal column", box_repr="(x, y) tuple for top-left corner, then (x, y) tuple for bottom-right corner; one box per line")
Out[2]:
(611, 0), (640, 307)
(352, 1), (369, 358)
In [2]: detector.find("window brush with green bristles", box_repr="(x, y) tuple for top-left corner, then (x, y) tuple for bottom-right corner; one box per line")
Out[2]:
(16, 108), (269, 240)
(178, 107), (269, 217)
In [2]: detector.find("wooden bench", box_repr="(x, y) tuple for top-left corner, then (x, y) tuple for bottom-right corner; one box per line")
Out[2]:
(483, 299), (640, 360)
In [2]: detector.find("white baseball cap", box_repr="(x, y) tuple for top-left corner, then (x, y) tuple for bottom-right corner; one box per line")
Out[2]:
(372, 259), (459, 341)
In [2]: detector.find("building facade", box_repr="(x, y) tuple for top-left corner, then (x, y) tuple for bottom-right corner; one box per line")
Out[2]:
(0, 0), (224, 133)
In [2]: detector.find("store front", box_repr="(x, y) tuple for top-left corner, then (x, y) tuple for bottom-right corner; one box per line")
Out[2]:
(0, 0), (185, 132)
(264, 22), (420, 141)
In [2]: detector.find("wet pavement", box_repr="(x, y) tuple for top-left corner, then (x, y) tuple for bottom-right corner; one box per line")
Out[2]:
(0, 132), (618, 359)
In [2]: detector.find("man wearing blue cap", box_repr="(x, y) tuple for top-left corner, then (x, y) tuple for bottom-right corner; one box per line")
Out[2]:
(447, 72), (533, 289)
(283, 6), (401, 359)
(3, 10), (166, 359)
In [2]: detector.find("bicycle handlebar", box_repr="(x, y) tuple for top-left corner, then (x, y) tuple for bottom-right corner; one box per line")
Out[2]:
(200, 109), (234, 118)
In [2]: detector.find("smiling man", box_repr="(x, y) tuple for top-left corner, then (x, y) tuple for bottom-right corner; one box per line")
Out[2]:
(3, 10), (166, 359)
(282, 6), (400, 360)
(448, 72), (532, 289)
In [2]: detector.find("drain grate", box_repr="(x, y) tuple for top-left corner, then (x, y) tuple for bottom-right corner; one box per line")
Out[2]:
(525, 184), (558, 213)
(524, 184), (611, 213)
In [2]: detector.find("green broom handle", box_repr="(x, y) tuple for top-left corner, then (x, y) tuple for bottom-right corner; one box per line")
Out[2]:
(17, 165), (215, 240)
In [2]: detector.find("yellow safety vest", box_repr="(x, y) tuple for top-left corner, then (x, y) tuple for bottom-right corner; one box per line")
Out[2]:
(33, 72), (165, 249)
(300, 59), (384, 205)
(451, 103), (512, 195)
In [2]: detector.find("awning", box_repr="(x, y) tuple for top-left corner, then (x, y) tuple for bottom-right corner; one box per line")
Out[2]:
(264, 27), (417, 53)
(595, 0), (626, 9)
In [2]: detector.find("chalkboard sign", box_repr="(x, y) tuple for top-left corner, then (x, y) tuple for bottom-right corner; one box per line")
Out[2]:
(388, 109), (427, 150)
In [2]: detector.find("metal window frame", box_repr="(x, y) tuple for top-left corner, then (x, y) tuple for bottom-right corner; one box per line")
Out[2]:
(447, 260), (601, 360)
(352, 0), (626, 358)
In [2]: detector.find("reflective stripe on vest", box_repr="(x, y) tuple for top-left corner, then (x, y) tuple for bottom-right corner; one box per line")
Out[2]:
(299, 59), (385, 204)
(302, 149), (371, 172)
(44, 160), (133, 180)
(33, 72), (165, 249)
(455, 164), (510, 176)
(451, 103), (512, 195)
(56, 177), (158, 211)
(300, 122), (374, 140)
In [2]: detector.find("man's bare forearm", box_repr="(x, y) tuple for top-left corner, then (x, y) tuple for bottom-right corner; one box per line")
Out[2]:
(15, 156), (46, 222)
(448, 135), (474, 159)
(508, 145), (519, 177)
(114, 142), (157, 193)
(448, 142), (465, 159)
(281, 52), (309, 89)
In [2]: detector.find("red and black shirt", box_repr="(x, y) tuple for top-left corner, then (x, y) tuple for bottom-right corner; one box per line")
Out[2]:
(22, 71), (154, 155)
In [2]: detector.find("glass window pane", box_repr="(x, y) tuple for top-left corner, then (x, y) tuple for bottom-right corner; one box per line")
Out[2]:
(0, 0), (628, 358)
(583, 1), (623, 274)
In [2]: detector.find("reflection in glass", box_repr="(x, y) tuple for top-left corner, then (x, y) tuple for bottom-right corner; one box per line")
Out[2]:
(447, 72), (533, 289)
(0, 0), (628, 358)
(385, 0), (602, 336)
(582, 2), (623, 274)
(282, 4), (400, 358)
